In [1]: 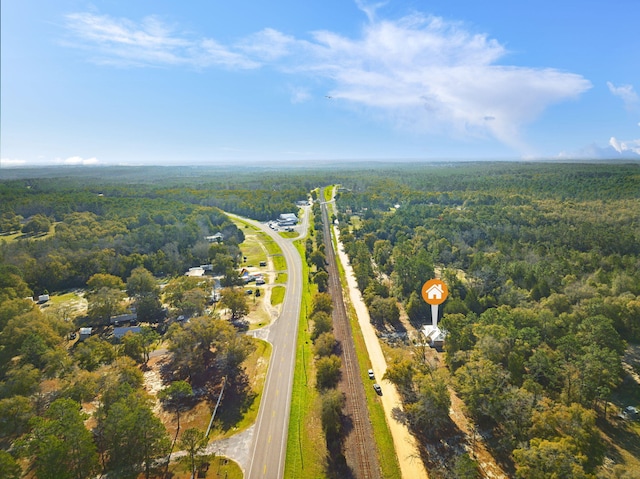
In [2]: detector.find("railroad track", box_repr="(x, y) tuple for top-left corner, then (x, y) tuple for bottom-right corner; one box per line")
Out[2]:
(320, 190), (381, 479)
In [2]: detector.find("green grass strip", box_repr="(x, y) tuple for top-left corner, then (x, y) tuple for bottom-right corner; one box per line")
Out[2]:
(270, 286), (286, 306)
(272, 255), (287, 272)
(284, 238), (327, 479)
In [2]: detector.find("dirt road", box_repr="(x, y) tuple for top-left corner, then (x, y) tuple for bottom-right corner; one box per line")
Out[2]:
(333, 225), (429, 479)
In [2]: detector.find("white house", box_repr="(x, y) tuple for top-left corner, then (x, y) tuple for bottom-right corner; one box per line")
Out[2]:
(422, 324), (447, 350)
(205, 232), (224, 243)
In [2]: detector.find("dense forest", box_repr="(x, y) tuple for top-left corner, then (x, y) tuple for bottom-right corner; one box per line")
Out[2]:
(1, 161), (639, 478)
(332, 162), (640, 478)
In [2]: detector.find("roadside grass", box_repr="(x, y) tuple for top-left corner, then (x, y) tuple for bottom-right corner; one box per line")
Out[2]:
(271, 286), (285, 306)
(598, 419), (640, 477)
(327, 200), (402, 479)
(276, 273), (288, 284)
(263, 235), (281, 256)
(272, 255), (287, 272)
(249, 300), (271, 330)
(284, 238), (327, 479)
(279, 231), (298, 239)
(164, 454), (242, 479)
(0, 230), (21, 241)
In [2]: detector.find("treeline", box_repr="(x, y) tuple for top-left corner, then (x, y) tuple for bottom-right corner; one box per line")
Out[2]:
(0, 166), (326, 293)
(0, 195), (245, 295)
(334, 163), (640, 477)
(0, 168), (310, 222)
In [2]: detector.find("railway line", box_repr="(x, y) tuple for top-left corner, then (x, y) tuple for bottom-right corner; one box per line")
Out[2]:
(319, 189), (381, 479)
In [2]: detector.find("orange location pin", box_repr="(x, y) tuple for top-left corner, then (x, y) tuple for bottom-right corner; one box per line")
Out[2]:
(422, 279), (448, 305)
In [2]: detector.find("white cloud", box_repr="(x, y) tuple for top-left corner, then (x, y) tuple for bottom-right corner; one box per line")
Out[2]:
(55, 156), (100, 165)
(558, 138), (640, 159)
(609, 137), (640, 155)
(607, 81), (639, 110)
(237, 28), (295, 62)
(291, 13), (591, 153)
(63, 6), (592, 153)
(64, 13), (259, 69)
(0, 158), (27, 168)
(289, 86), (311, 104)
(355, 0), (387, 23)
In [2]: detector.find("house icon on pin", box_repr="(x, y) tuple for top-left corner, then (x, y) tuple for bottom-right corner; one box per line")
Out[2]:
(426, 283), (444, 301)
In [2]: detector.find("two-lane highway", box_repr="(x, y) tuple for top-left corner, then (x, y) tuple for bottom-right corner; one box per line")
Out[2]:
(240, 218), (303, 479)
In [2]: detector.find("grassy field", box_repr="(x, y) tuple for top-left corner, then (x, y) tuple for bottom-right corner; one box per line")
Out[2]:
(0, 223), (57, 243)
(270, 286), (285, 306)
(232, 220), (269, 266)
(48, 291), (82, 304)
(275, 273), (288, 284)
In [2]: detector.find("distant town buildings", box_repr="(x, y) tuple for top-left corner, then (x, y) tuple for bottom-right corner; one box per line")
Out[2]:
(205, 232), (224, 243)
(277, 213), (298, 227)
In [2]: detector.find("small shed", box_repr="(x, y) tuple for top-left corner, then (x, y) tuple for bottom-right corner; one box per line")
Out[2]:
(185, 267), (206, 277)
(79, 327), (92, 341)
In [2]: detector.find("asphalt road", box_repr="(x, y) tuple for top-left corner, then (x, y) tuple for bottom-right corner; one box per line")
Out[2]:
(242, 217), (303, 479)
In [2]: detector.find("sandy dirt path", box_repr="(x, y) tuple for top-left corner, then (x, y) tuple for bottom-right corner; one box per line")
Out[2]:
(333, 225), (429, 479)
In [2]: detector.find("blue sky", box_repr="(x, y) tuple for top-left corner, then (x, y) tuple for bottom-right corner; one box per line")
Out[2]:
(2, 0), (639, 167)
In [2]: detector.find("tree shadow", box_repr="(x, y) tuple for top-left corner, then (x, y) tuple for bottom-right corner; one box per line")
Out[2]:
(600, 417), (640, 460)
(391, 406), (409, 426)
(323, 413), (356, 479)
(211, 370), (256, 432)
